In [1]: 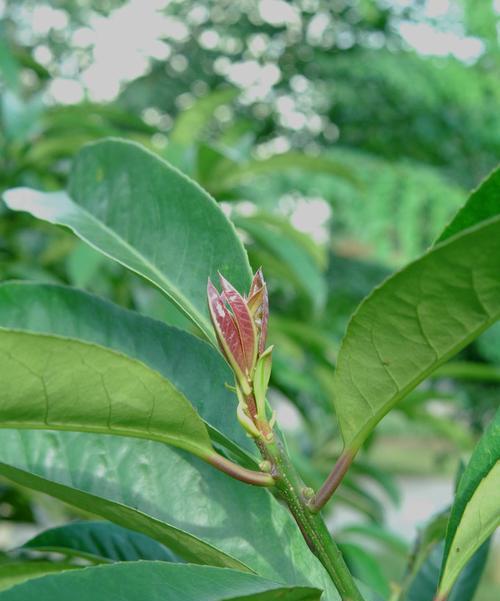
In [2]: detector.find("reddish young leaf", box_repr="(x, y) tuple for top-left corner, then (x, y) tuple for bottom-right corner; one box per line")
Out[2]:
(219, 273), (257, 374)
(207, 279), (246, 376)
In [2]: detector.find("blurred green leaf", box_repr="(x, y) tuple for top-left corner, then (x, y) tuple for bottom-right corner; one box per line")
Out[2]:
(170, 88), (238, 146)
(0, 37), (20, 91)
(338, 524), (409, 555)
(22, 521), (178, 563)
(339, 543), (390, 598)
(210, 152), (358, 195)
(235, 213), (327, 311)
(65, 242), (105, 288)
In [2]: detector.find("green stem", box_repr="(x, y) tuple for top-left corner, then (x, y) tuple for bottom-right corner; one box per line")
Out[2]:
(263, 436), (365, 601)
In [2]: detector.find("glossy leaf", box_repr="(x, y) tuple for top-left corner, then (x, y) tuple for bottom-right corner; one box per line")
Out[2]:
(0, 430), (338, 599)
(437, 409), (500, 598)
(437, 167), (500, 243)
(0, 563), (77, 593)
(2, 139), (252, 341)
(22, 521), (178, 563)
(0, 562), (322, 601)
(0, 282), (253, 457)
(0, 328), (214, 459)
(332, 216), (500, 451)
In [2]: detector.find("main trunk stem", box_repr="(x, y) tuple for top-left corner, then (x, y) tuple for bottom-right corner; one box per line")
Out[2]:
(262, 435), (365, 601)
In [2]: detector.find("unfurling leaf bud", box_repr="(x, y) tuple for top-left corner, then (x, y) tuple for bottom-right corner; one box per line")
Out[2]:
(207, 269), (273, 439)
(207, 270), (269, 392)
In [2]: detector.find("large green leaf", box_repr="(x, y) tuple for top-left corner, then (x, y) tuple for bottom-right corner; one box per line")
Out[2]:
(0, 563), (77, 593)
(437, 167), (500, 243)
(0, 282), (253, 458)
(332, 216), (500, 451)
(2, 139), (252, 341)
(0, 430), (338, 600)
(0, 562), (321, 601)
(22, 521), (178, 563)
(0, 328), (214, 460)
(437, 409), (500, 598)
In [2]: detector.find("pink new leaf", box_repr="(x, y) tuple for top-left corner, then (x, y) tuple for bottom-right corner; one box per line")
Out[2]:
(207, 278), (246, 377)
(219, 273), (257, 374)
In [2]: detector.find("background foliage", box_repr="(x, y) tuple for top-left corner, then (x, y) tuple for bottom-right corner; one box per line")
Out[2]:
(0, 1), (499, 599)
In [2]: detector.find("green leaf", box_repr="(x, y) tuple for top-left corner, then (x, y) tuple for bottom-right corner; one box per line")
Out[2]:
(2, 139), (252, 341)
(332, 216), (500, 451)
(0, 328), (214, 460)
(22, 521), (178, 563)
(0, 282), (253, 458)
(437, 167), (500, 243)
(438, 409), (500, 598)
(0, 562), (322, 601)
(0, 562), (77, 593)
(0, 430), (338, 599)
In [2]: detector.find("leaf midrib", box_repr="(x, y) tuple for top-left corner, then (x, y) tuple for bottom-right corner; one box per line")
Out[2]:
(59, 196), (214, 341)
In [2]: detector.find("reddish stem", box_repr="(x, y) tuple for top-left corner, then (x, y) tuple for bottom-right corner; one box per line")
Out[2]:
(308, 450), (356, 513)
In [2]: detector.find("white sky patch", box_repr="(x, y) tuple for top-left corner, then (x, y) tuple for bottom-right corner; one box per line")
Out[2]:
(228, 61), (281, 102)
(27, 0), (487, 104)
(424, 0), (451, 18)
(399, 22), (485, 62)
(31, 5), (69, 34)
(258, 0), (301, 27)
(48, 78), (85, 104)
(75, 0), (182, 101)
(290, 198), (332, 244)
